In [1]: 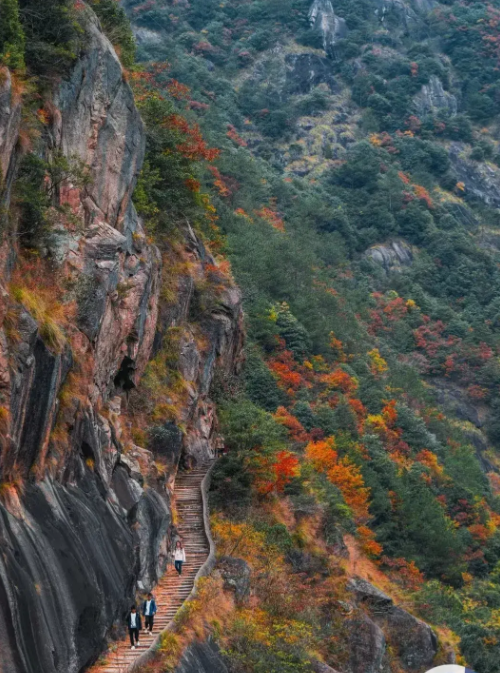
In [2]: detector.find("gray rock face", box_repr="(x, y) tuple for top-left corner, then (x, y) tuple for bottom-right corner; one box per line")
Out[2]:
(371, 0), (438, 30)
(449, 143), (500, 209)
(287, 549), (329, 577)
(347, 577), (393, 612)
(372, 0), (418, 29)
(133, 26), (163, 46)
(0, 67), (21, 204)
(347, 577), (438, 672)
(433, 378), (486, 428)
(366, 240), (413, 273)
(413, 76), (457, 117)
(384, 607), (438, 670)
(348, 613), (386, 673)
(0, 6), (167, 673)
(312, 661), (343, 673)
(217, 556), (251, 601)
(413, 0), (437, 11)
(175, 639), (230, 673)
(55, 11), (144, 232)
(0, 4), (243, 673)
(309, 0), (348, 53)
(285, 54), (339, 95)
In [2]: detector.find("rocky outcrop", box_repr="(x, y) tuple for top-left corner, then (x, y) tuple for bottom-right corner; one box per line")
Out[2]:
(413, 76), (457, 118)
(175, 639), (230, 673)
(433, 378), (487, 429)
(372, 0), (417, 29)
(366, 240), (414, 273)
(348, 613), (386, 673)
(0, 67), (22, 275)
(311, 662), (342, 673)
(217, 556), (251, 601)
(285, 54), (339, 95)
(0, 67), (21, 205)
(449, 143), (500, 209)
(0, 5), (243, 673)
(371, 0), (436, 30)
(0, 9), (165, 672)
(309, 0), (348, 53)
(346, 577), (438, 672)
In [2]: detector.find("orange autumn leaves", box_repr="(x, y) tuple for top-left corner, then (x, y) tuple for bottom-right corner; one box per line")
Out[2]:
(305, 437), (371, 523)
(305, 437), (380, 557)
(253, 449), (300, 496)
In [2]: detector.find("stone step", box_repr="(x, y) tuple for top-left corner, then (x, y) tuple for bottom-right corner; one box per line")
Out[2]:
(96, 462), (214, 673)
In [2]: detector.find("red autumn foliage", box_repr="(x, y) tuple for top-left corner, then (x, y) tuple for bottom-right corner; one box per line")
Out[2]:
(320, 369), (358, 395)
(268, 350), (306, 395)
(255, 205), (285, 232)
(208, 165), (232, 197)
(414, 184), (433, 208)
(274, 451), (300, 492)
(162, 114), (220, 162)
(357, 525), (383, 558)
(381, 556), (425, 590)
(274, 407), (309, 443)
(227, 124), (247, 147)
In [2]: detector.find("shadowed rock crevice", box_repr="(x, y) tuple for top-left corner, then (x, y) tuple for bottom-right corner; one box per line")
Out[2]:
(114, 355), (136, 393)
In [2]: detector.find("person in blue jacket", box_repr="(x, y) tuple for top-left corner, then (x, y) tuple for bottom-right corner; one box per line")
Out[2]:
(142, 592), (157, 634)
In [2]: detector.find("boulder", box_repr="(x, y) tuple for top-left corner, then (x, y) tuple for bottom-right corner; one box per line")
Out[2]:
(311, 661), (343, 673)
(347, 578), (438, 671)
(449, 143), (500, 209)
(175, 639), (229, 673)
(309, 0), (348, 53)
(287, 549), (329, 577)
(217, 556), (251, 601)
(366, 240), (413, 273)
(347, 577), (393, 613)
(413, 76), (457, 118)
(285, 54), (339, 95)
(384, 606), (438, 670)
(348, 613), (386, 673)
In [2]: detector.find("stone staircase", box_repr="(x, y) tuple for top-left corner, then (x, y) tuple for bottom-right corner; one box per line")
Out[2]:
(94, 463), (212, 673)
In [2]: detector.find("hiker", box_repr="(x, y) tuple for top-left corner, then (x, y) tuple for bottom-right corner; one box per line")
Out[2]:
(174, 540), (186, 575)
(142, 592), (157, 634)
(127, 605), (142, 650)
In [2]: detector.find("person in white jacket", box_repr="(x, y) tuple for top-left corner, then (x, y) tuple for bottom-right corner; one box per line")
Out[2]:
(174, 540), (186, 575)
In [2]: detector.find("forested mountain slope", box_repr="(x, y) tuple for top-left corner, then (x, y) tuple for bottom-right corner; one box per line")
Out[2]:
(120, 0), (500, 671)
(2, 0), (500, 672)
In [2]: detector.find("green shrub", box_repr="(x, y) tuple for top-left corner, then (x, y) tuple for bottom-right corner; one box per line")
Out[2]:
(88, 0), (136, 68)
(19, 0), (80, 77)
(0, 0), (25, 70)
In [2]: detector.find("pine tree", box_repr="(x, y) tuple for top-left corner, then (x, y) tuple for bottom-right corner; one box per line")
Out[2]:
(0, 0), (25, 70)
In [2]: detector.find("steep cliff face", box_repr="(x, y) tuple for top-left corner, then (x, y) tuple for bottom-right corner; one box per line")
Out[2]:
(0, 6), (243, 673)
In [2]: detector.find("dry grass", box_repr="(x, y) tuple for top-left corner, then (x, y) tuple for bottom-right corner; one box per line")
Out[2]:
(9, 258), (76, 353)
(138, 326), (189, 425)
(3, 306), (22, 344)
(0, 405), (10, 436)
(136, 576), (234, 673)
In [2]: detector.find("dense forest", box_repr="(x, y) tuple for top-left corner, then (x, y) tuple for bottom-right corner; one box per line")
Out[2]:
(121, 0), (500, 670)
(3, 0), (500, 671)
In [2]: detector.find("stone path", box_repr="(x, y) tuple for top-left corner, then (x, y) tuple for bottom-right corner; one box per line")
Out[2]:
(95, 463), (212, 673)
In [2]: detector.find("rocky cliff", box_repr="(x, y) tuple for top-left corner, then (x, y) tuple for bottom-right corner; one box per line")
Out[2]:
(0, 6), (243, 673)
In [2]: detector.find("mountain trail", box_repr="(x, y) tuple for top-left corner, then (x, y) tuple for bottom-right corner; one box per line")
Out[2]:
(94, 463), (213, 673)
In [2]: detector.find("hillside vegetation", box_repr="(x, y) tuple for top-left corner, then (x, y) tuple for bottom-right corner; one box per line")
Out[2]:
(122, 0), (500, 670)
(3, 0), (500, 670)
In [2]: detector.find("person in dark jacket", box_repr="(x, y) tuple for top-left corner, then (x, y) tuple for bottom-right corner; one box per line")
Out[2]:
(142, 593), (157, 634)
(127, 605), (142, 649)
